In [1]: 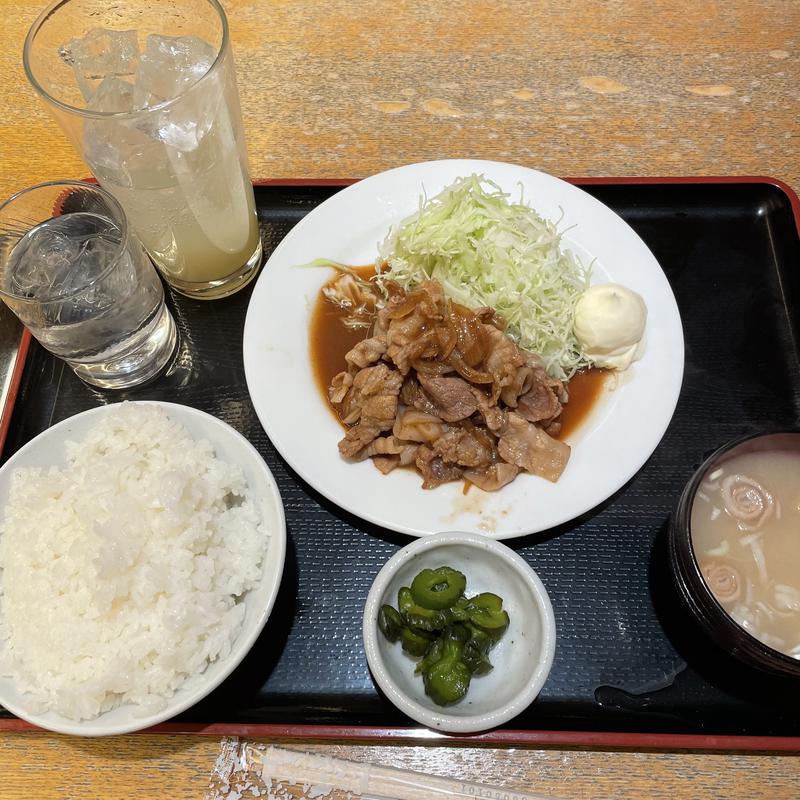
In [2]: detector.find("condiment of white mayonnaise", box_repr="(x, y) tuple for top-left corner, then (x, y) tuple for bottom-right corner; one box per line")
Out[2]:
(573, 283), (647, 370)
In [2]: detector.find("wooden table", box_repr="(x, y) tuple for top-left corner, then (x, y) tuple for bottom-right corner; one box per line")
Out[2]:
(1, 1), (799, 797)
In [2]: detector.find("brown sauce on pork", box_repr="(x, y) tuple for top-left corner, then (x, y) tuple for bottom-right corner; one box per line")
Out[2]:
(310, 268), (607, 445)
(558, 366), (608, 440)
(311, 266), (377, 396)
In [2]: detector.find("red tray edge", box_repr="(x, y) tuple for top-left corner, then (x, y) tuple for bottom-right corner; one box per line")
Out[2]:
(0, 328), (30, 458)
(0, 717), (798, 752)
(3, 175), (800, 753)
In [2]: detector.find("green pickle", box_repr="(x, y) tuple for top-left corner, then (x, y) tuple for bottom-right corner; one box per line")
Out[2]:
(378, 567), (510, 706)
(444, 623), (470, 643)
(410, 567), (467, 610)
(449, 596), (471, 622)
(378, 605), (404, 642)
(466, 592), (509, 637)
(422, 639), (471, 705)
(397, 585), (451, 631)
(400, 626), (434, 657)
(403, 606), (451, 632)
(397, 586), (414, 615)
(462, 642), (493, 675)
(465, 622), (492, 652)
(414, 637), (444, 675)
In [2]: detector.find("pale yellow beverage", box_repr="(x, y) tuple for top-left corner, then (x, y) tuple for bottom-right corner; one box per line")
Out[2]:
(80, 32), (261, 298)
(101, 170), (260, 287)
(88, 96), (261, 290)
(24, 0), (262, 300)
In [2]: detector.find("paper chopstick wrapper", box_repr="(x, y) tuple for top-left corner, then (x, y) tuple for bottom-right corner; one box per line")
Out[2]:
(257, 745), (560, 800)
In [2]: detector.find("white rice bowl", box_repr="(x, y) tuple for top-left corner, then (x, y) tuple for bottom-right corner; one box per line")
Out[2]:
(0, 401), (285, 736)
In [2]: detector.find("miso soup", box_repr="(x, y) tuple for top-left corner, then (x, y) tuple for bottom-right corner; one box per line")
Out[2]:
(690, 435), (800, 659)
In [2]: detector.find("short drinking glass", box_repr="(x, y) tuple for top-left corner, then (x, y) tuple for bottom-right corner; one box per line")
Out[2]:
(0, 181), (177, 389)
(24, 0), (261, 299)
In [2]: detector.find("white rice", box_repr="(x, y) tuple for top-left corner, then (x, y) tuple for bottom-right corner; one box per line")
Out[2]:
(0, 403), (267, 721)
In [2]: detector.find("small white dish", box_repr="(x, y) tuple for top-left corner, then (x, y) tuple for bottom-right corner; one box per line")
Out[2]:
(362, 531), (556, 733)
(243, 158), (685, 539)
(0, 401), (286, 736)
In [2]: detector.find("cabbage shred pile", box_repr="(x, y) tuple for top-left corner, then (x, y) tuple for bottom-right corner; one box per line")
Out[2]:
(375, 175), (591, 380)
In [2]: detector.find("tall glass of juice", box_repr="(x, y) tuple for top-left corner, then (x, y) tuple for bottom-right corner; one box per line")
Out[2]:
(24, 0), (261, 300)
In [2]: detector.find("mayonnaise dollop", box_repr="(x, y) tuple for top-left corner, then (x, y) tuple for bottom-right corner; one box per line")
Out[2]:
(573, 283), (647, 370)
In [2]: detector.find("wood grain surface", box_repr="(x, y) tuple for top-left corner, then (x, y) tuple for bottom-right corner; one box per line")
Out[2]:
(1, 0), (799, 797)
(0, 0), (798, 190)
(2, 733), (799, 800)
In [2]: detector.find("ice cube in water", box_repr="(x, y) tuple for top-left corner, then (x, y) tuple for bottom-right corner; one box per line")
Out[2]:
(133, 34), (216, 108)
(83, 79), (158, 178)
(62, 28), (140, 101)
(6, 213), (122, 301)
(87, 76), (135, 114)
(130, 35), (219, 152)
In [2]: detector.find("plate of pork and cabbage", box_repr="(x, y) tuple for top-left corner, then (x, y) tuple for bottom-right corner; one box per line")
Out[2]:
(243, 160), (684, 539)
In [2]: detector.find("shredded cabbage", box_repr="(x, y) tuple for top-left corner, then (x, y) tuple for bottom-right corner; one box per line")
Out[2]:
(375, 174), (591, 379)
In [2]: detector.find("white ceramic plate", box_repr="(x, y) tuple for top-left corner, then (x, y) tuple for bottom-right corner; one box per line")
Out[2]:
(243, 159), (684, 539)
(0, 401), (286, 736)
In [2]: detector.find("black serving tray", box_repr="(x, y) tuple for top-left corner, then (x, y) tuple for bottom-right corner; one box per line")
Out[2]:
(3, 178), (800, 743)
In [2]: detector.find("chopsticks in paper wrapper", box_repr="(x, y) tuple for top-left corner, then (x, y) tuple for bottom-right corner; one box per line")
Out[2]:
(207, 736), (562, 800)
